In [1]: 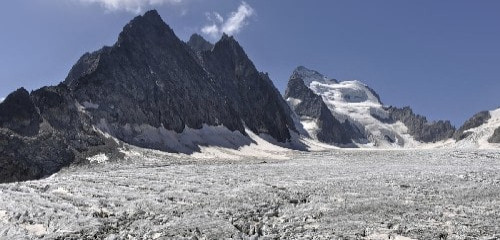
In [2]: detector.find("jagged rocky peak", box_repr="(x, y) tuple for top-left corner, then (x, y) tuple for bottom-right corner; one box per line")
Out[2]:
(199, 33), (297, 143)
(386, 106), (456, 143)
(187, 33), (214, 52)
(117, 9), (177, 45)
(211, 33), (249, 61)
(0, 87), (41, 136)
(61, 9), (296, 150)
(292, 66), (338, 87)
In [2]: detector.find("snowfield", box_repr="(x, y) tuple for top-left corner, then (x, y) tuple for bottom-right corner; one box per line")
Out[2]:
(1, 148), (500, 239)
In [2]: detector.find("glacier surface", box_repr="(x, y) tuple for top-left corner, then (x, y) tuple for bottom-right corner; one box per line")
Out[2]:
(1, 148), (499, 239)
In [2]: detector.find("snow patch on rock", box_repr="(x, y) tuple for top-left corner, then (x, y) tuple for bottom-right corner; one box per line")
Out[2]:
(87, 153), (109, 164)
(82, 101), (99, 109)
(23, 224), (47, 236)
(286, 97), (302, 107)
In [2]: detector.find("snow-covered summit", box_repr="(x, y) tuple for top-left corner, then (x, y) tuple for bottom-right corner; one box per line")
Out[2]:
(292, 66), (338, 87)
(286, 66), (454, 148)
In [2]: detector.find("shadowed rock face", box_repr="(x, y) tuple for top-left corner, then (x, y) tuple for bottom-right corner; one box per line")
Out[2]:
(64, 11), (295, 148)
(386, 106), (456, 143)
(0, 85), (121, 183)
(187, 33), (214, 52)
(284, 75), (357, 145)
(0, 88), (41, 136)
(489, 127), (500, 143)
(198, 34), (296, 142)
(454, 111), (491, 141)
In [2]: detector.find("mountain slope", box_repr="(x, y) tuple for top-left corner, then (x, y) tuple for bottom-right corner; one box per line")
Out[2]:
(64, 10), (296, 151)
(286, 66), (455, 147)
(284, 72), (360, 145)
(453, 108), (500, 148)
(0, 86), (121, 183)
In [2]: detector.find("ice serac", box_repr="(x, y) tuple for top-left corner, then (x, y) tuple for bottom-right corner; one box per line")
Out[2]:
(284, 74), (357, 145)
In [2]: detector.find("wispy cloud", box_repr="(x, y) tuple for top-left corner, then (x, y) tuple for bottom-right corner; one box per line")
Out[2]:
(201, 2), (254, 39)
(76, 0), (183, 14)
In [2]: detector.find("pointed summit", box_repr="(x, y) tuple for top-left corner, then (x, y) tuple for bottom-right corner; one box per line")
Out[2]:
(292, 66), (338, 86)
(143, 9), (162, 20)
(117, 9), (179, 48)
(0, 87), (42, 136)
(187, 33), (213, 52)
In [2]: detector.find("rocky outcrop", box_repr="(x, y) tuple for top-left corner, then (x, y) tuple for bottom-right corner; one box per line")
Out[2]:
(0, 88), (42, 136)
(453, 111), (491, 141)
(489, 127), (500, 143)
(187, 33), (214, 52)
(386, 106), (455, 143)
(284, 74), (357, 145)
(0, 85), (121, 183)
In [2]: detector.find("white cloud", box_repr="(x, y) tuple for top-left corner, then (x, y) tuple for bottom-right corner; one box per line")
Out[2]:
(77, 0), (183, 14)
(201, 24), (219, 38)
(201, 2), (254, 39)
(0, 97), (4, 103)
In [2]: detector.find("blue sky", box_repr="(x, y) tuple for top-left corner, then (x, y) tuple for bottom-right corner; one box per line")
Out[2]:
(0, 0), (499, 126)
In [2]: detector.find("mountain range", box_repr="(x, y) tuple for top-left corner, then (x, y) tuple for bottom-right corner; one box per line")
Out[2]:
(0, 10), (499, 183)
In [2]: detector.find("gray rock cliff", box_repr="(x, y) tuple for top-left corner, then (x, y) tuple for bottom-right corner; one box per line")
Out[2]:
(386, 106), (456, 143)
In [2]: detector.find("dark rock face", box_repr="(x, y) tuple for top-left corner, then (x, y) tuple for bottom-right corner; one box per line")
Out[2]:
(0, 88), (42, 136)
(284, 75), (355, 145)
(386, 106), (456, 142)
(62, 11), (295, 151)
(0, 129), (75, 183)
(489, 127), (500, 143)
(454, 111), (491, 141)
(0, 85), (121, 183)
(198, 34), (296, 142)
(187, 33), (214, 52)
(65, 11), (245, 151)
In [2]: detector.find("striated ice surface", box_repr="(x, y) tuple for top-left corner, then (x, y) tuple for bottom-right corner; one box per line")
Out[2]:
(1, 149), (500, 239)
